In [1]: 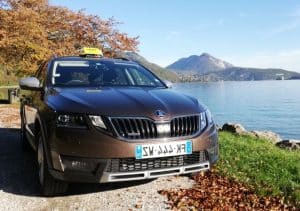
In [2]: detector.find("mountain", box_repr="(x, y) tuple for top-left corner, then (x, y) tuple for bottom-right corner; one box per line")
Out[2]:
(166, 53), (233, 73)
(167, 53), (300, 81)
(198, 67), (300, 82)
(119, 52), (179, 82)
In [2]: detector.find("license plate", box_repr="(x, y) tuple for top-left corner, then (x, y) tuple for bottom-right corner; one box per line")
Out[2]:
(135, 140), (192, 159)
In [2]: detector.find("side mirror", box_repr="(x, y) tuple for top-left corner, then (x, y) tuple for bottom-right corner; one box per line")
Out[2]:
(164, 80), (173, 88)
(19, 77), (42, 91)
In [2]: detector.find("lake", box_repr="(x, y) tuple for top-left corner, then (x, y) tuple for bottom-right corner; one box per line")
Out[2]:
(173, 80), (300, 139)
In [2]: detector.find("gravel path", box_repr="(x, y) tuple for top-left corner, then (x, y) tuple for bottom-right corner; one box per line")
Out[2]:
(0, 105), (194, 210)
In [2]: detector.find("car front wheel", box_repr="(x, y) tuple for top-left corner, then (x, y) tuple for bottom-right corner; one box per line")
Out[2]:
(37, 133), (68, 196)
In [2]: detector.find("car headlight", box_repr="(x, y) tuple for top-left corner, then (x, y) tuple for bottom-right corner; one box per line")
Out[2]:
(199, 109), (214, 131)
(200, 112), (207, 131)
(56, 114), (87, 129)
(89, 115), (107, 129)
(205, 109), (214, 125)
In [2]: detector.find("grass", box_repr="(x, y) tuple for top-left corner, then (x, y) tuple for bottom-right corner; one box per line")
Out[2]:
(216, 131), (300, 206)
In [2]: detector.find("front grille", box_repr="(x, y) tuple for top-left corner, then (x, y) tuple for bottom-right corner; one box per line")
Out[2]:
(110, 115), (200, 140)
(110, 118), (158, 139)
(107, 151), (208, 172)
(170, 115), (200, 137)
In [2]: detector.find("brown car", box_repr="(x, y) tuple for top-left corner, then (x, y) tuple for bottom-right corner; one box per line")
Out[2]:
(19, 51), (219, 196)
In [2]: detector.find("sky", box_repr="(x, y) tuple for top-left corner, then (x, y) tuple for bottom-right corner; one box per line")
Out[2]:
(50, 0), (300, 72)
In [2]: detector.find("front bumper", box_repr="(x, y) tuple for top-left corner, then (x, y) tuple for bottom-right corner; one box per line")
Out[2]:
(50, 160), (211, 183)
(101, 161), (210, 182)
(47, 124), (219, 183)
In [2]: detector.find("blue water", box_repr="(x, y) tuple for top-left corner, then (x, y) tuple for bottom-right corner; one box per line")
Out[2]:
(173, 80), (300, 139)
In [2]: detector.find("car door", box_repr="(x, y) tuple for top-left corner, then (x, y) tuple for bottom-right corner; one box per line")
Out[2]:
(22, 62), (47, 144)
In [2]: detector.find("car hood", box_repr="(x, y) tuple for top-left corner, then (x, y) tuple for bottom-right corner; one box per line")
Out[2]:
(46, 87), (205, 120)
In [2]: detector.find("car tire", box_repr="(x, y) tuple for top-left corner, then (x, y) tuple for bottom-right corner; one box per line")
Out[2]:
(37, 132), (68, 196)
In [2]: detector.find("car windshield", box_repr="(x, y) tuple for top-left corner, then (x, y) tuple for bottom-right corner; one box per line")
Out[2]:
(51, 60), (165, 88)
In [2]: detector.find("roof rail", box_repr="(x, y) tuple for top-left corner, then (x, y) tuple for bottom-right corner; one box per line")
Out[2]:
(113, 57), (131, 61)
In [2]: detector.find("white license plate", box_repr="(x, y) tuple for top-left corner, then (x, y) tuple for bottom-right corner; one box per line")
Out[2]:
(135, 140), (192, 159)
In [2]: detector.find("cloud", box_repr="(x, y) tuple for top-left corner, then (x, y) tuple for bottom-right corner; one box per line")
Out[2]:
(224, 50), (300, 72)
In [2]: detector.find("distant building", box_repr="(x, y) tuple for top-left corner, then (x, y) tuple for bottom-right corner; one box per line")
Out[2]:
(276, 74), (284, 80)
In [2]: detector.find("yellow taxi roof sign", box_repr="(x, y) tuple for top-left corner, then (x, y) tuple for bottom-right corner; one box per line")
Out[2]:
(80, 47), (103, 57)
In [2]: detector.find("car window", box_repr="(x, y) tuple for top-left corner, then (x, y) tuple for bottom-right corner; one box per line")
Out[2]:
(126, 67), (159, 86)
(51, 60), (165, 88)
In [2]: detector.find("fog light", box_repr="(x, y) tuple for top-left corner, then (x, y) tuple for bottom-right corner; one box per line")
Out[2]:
(71, 161), (88, 169)
(62, 157), (97, 172)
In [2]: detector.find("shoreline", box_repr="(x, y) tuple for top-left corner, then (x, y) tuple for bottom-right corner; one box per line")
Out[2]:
(220, 122), (300, 150)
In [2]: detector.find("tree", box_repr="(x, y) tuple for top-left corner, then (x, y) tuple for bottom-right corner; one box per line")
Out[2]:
(0, 0), (139, 75)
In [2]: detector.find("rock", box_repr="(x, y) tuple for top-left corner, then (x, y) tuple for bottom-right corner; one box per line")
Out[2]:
(221, 123), (247, 135)
(249, 130), (281, 144)
(276, 139), (300, 150)
(134, 203), (143, 209)
(216, 124), (222, 131)
(220, 122), (298, 150)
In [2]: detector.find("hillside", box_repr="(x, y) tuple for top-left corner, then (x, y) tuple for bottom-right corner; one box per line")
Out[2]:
(200, 67), (300, 81)
(121, 52), (180, 82)
(167, 54), (300, 81)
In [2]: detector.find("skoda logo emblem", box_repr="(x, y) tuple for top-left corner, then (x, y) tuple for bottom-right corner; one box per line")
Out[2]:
(155, 110), (166, 118)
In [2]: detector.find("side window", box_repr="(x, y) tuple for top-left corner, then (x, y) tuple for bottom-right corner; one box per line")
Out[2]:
(114, 67), (129, 85)
(127, 67), (154, 86)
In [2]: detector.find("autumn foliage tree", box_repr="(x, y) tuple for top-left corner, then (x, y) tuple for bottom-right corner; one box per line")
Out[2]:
(0, 0), (139, 75)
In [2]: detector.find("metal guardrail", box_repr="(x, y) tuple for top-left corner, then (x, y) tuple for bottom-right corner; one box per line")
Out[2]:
(0, 85), (19, 89)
